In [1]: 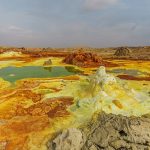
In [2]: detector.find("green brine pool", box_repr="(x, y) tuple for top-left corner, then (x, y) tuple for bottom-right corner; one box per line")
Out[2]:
(0, 66), (82, 82)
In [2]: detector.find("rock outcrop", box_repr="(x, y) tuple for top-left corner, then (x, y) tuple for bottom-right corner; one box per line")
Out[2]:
(88, 66), (116, 91)
(47, 128), (85, 150)
(43, 59), (52, 66)
(114, 47), (131, 56)
(63, 51), (103, 67)
(47, 112), (150, 150)
(82, 112), (150, 150)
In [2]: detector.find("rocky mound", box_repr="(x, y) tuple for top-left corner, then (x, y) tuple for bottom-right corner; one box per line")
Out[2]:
(63, 51), (103, 67)
(114, 47), (131, 56)
(47, 112), (150, 150)
(43, 59), (52, 66)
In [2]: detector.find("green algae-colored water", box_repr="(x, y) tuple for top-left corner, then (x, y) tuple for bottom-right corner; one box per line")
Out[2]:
(108, 69), (149, 76)
(1, 66), (147, 83)
(0, 66), (82, 82)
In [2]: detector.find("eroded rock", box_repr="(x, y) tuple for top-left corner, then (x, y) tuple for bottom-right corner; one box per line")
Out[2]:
(43, 59), (52, 66)
(47, 128), (85, 150)
(48, 112), (150, 150)
(63, 51), (103, 67)
(88, 66), (116, 91)
(82, 112), (150, 150)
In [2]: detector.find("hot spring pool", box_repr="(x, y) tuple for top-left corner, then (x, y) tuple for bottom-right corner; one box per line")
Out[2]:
(0, 66), (82, 82)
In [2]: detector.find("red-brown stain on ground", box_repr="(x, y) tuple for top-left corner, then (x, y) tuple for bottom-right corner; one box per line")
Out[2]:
(0, 96), (74, 150)
(117, 75), (150, 81)
(0, 89), (43, 104)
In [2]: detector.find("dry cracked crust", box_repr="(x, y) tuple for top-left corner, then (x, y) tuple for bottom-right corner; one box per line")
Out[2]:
(47, 112), (150, 150)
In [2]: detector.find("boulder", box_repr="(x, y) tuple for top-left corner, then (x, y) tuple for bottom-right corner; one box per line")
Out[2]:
(43, 59), (52, 66)
(47, 128), (85, 150)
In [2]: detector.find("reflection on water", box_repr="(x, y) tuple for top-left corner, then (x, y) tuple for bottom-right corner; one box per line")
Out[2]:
(43, 66), (52, 72)
(65, 66), (83, 74)
(0, 66), (81, 82)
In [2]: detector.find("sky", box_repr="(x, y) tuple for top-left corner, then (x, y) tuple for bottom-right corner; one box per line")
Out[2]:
(0, 0), (150, 48)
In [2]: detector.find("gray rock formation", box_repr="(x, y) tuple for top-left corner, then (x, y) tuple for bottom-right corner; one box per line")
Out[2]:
(114, 47), (131, 56)
(82, 112), (150, 150)
(47, 128), (85, 150)
(47, 112), (150, 150)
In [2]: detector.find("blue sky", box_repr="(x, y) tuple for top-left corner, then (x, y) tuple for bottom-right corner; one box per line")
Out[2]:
(0, 0), (150, 48)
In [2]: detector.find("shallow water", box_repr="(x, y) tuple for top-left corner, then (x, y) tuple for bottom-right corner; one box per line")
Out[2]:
(108, 69), (149, 76)
(0, 66), (82, 82)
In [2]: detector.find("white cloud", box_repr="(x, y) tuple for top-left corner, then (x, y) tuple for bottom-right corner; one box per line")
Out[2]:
(0, 25), (32, 36)
(8, 25), (24, 32)
(84, 0), (119, 11)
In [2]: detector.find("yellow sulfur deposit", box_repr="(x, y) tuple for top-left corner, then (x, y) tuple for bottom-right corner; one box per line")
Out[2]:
(0, 53), (149, 150)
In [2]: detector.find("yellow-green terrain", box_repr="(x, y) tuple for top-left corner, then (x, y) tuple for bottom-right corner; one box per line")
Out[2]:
(0, 51), (149, 150)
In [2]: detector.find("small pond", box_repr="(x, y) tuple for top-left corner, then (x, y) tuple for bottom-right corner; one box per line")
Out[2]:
(0, 66), (83, 82)
(107, 69), (149, 76)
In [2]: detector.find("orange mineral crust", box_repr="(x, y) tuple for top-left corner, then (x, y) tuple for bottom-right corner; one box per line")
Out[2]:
(63, 51), (118, 68)
(0, 96), (74, 150)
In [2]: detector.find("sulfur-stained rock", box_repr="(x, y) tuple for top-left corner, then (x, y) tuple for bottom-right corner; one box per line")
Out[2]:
(63, 51), (118, 67)
(63, 51), (103, 67)
(88, 66), (116, 92)
(43, 59), (52, 66)
(0, 51), (23, 57)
